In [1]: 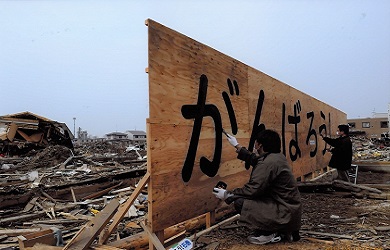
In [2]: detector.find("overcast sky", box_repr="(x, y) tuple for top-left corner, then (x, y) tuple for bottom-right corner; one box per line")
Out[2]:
(1, 0), (389, 137)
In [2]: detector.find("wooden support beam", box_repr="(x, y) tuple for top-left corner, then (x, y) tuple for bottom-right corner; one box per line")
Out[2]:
(99, 172), (150, 244)
(140, 221), (165, 250)
(107, 207), (235, 250)
(206, 211), (215, 228)
(63, 199), (120, 250)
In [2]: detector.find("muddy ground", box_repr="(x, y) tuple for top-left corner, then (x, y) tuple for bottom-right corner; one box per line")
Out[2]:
(195, 171), (390, 250)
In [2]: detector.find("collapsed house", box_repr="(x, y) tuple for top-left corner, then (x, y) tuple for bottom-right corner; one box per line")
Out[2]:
(0, 111), (74, 156)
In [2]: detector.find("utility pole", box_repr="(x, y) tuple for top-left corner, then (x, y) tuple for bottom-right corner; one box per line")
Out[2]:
(73, 117), (76, 139)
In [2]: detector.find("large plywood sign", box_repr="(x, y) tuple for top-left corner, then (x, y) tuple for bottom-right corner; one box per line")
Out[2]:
(146, 19), (346, 232)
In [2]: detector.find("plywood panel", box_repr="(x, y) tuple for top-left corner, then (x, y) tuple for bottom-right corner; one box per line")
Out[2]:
(146, 19), (346, 232)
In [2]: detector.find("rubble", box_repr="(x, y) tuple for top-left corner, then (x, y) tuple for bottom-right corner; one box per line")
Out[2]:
(0, 112), (74, 157)
(0, 140), (148, 249)
(0, 134), (388, 249)
(352, 136), (390, 162)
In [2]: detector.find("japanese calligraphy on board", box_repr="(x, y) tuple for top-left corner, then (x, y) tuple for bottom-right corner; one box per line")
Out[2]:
(146, 19), (346, 232)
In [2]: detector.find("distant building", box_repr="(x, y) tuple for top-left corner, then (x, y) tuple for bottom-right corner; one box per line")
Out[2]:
(73, 129), (147, 147)
(106, 132), (128, 140)
(126, 130), (147, 147)
(348, 111), (389, 139)
(105, 132), (130, 147)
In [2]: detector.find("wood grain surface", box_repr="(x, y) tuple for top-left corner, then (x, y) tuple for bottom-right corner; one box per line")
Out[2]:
(146, 19), (346, 232)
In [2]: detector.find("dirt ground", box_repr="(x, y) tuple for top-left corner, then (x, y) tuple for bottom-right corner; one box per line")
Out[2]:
(195, 171), (390, 250)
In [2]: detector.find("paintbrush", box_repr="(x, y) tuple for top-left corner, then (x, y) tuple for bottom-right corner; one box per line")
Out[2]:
(222, 129), (229, 137)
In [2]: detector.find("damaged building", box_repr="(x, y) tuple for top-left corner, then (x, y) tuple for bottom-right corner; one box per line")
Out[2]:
(0, 111), (74, 156)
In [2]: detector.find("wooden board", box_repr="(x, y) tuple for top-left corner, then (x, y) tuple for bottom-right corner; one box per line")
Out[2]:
(146, 19), (346, 232)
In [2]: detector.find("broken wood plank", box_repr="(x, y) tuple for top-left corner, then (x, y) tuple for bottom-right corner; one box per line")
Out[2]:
(309, 169), (337, 182)
(360, 184), (390, 191)
(0, 228), (41, 237)
(305, 237), (335, 245)
(71, 187), (77, 202)
(99, 172), (150, 244)
(0, 203), (78, 226)
(298, 181), (333, 187)
(35, 201), (53, 219)
(41, 190), (57, 203)
(90, 245), (125, 250)
(17, 227), (58, 249)
(374, 226), (390, 231)
(59, 155), (76, 169)
(189, 214), (240, 240)
(300, 230), (353, 239)
(57, 212), (92, 221)
(333, 180), (382, 194)
(352, 192), (389, 200)
(23, 197), (39, 212)
(0, 190), (33, 209)
(63, 199), (120, 250)
(81, 181), (123, 200)
(110, 186), (134, 194)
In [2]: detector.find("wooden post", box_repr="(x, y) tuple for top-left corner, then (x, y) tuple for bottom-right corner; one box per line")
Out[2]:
(206, 211), (216, 228)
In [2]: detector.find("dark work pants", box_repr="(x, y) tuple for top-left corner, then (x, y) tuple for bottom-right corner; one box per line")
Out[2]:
(234, 198), (244, 214)
(234, 198), (300, 240)
(337, 169), (350, 182)
(233, 198), (273, 236)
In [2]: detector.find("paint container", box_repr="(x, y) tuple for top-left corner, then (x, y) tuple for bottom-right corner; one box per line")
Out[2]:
(215, 181), (227, 189)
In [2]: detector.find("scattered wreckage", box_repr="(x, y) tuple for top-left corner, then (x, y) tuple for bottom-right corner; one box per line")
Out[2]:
(0, 112), (73, 157)
(0, 141), (148, 249)
(0, 117), (389, 249)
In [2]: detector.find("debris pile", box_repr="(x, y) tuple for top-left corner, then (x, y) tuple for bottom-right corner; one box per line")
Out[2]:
(0, 112), (74, 157)
(0, 141), (148, 249)
(0, 135), (388, 249)
(352, 136), (390, 162)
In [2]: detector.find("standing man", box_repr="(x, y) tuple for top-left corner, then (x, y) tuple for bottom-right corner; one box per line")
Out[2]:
(320, 124), (353, 182)
(213, 129), (301, 245)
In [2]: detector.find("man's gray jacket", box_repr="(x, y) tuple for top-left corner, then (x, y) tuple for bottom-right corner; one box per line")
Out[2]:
(226, 148), (302, 233)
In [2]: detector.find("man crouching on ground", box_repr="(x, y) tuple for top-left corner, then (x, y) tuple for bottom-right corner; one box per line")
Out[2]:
(213, 129), (301, 245)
